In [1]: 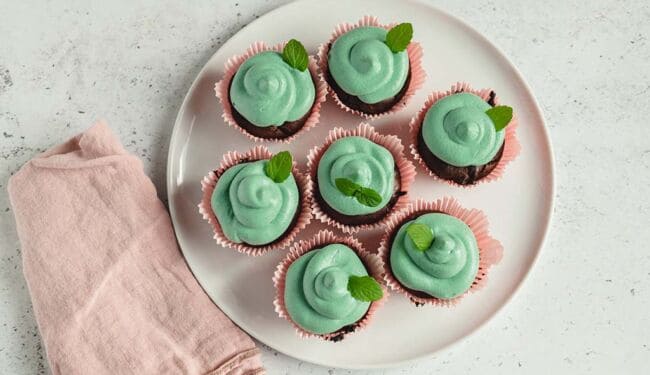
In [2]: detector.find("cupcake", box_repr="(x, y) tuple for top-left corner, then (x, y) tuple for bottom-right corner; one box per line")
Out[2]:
(215, 40), (327, 143)
(273, 230), (387, 341)
(198, 146), (312, 256)
(307, 123), (416, 233)
(378, 198), (503, 306)
(317, 16), (425, 118)
(410, 82), (520, 186)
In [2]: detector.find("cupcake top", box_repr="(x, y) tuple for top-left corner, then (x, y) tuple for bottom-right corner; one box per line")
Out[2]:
(211, 152), (298, 245)
(284, 243), (381, 334)
(230, 41), (315, 127)
(317, 136), (395, 216)
(390, 212), (479, 299)
(328, 25), (410, 104)
(421, 93), (509, 167)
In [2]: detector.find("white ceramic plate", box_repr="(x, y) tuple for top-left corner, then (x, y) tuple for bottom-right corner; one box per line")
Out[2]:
(166, 0), (554, 369)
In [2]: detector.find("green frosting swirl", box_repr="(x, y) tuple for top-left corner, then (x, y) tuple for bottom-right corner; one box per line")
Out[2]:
(317, 136), (395, 216)
(390, 213), (479, 299)
(328, 26), (409, 104)
(422, 93), (505, 167)
(211, 160), (298, 245)
(284, 244), (370, 334)
(230, 51), (315, 127)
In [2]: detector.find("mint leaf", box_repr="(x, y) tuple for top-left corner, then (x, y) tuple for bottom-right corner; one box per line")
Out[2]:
(335, 177), (383, 207)
(348, 275), (383, 302)
(264, 151), (293, 183)
(334, 178), (382, 207)
(282, 39), (309, 71)
(406, 223), (434, 251)
(335, 178), (361, 196)
(485, 105), (513, 132)
(385, 23), (413, 53)
(355, 187), (382, 207)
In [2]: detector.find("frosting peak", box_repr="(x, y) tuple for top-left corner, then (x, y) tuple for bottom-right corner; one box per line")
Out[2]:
(211, 160), (298, 245)
(230, 51), (315, 127)
(285, 244), (370, 334)
(422, 93), (505, 167)
(328, 27), (409, 104)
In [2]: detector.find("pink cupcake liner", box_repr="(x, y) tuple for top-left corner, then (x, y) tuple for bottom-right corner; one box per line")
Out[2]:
(272, 229), (388, 341)
(317, 15), (426, 120)
(198, 145), (313, 256)
(377, 197), (503, 306)
(215, 41), (328, 143)
(306, 122), (417, 234)
(409, 82), (521, 187)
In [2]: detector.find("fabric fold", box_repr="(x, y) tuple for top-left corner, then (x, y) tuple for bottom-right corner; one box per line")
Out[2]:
(8, 121), (264, 375)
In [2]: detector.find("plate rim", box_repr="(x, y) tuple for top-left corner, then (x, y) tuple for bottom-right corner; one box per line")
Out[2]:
(166, 0), (556, 369)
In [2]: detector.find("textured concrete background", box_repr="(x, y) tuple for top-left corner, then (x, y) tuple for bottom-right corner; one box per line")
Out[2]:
(1, 0), (649, 374)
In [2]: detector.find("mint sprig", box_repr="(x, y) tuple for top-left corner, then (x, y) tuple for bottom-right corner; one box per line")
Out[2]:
(334, 178), (383, 207)
(264, 151), (293, 183)
(406, 223), (434, 251)
(347, 275), (383, 302)
(282, 39), (309, 72)
(356, 187), (382, 207)
(334, 177), (359, 196)
(385, 23), (413, 53)
(485, 105), (513, 132)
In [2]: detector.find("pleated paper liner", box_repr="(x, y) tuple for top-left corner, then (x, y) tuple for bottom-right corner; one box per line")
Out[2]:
(215, 41), (328, 143)
(272, 230), (388, 341)
(377, 197), (503, 306)
(198, 146), (312, 256)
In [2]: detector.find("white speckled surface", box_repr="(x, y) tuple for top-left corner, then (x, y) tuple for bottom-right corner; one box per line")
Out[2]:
(0, 0), (648, 373)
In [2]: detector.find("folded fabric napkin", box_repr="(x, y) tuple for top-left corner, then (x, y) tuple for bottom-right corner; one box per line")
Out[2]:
(8, 122), (264, 375)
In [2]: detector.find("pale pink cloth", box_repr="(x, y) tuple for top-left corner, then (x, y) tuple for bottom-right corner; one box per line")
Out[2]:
(8, 122), (264, 375)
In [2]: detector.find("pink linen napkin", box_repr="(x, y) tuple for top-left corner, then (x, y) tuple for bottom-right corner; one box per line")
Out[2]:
(8, 122), (264, 375)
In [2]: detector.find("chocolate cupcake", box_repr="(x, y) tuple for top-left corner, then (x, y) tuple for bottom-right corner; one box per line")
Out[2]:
(273, 230), (387, 341)
(198, 146), (312, 256)
(410, 83), (520, 186)
(317, 16), (425, 119)
(215, 40), (327, 143)
(307, 123), (416, 233)
(378, 198), (503, 306)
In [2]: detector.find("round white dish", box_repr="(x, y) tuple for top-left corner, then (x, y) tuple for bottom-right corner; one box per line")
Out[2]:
(166, 0), (554, 369)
